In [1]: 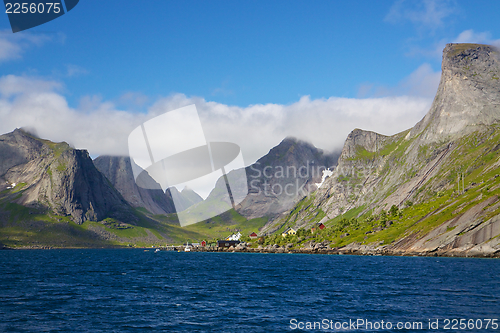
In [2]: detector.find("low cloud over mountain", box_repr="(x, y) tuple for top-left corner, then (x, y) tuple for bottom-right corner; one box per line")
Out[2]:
(0, 75), (432, 166)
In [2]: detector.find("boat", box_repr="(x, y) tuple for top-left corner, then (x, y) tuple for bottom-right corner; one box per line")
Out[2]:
(184, 240), (192, 252)
(154, 249), (160, 253)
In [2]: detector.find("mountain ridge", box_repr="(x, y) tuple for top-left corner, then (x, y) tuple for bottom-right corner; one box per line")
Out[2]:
(262, 43), (500, 257)
(2, 43), (500, 257)
(235, 136), (339, 219)
(0, 129), (136, 224)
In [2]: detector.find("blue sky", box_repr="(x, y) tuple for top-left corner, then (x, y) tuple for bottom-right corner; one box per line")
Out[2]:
(0, 0), (499, 165)
(1, 0), (499, 106)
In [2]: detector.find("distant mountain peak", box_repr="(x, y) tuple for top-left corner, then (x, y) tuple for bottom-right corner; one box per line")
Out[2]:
(181, 186), (193, 193)
(281, 136), (300, 143)
(18, 127), (39, 138)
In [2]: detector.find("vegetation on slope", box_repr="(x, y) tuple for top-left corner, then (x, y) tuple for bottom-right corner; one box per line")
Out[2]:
(256, 126), (500, 250)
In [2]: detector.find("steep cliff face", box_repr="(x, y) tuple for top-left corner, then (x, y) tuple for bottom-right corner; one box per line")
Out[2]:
(411, 43), (500, 142)
(94, 155), (203, 215)
(314, 43), (500, 217)
(0, 128), (51, 176)
(270, 44), (500, 256)
(340, 129), (389, 159)
(0, 129), (135, 224)
(93, 156), (176, 215)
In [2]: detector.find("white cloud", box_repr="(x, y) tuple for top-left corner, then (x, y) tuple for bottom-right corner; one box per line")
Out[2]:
(358, 63), (441, 99)
(0, 30), (53, 63)
(453, 29), (500, 49)
(0, 75), (62, 97)
(0, 75), (433, 168)
(0, 36), (22, 62)
(385, 0), (458, 31)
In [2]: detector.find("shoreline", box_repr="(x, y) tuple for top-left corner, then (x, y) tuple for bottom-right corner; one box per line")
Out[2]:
(3, 244), (499, 258)
(187, 246), (500, 258)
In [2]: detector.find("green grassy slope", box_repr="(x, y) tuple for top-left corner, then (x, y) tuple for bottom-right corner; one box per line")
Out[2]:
(260, 126), (500, 250)
(0, 184), (267, 248)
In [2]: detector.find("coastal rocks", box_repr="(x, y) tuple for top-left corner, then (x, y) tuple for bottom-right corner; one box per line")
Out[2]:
(298, 240), (330, 252)
(235, 242), (247, 250)
(192, 241), (498, 257)
(301, 240), (315, 250)
(338, 242), (387, 256)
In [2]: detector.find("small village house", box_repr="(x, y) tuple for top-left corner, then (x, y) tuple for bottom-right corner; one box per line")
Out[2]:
(311, 223), (326, 234)
(282, 228), (296, 237)
(226, 232), (241, 241)
(217, 240), (240, 248)
(249, 232), (258, 239)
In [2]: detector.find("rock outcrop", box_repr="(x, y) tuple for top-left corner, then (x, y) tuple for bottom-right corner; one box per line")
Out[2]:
(314, 43), (500, 218)
(411, 43), (500, 142)
(340, 129), (389, 159)
(0, 129), (135, 224)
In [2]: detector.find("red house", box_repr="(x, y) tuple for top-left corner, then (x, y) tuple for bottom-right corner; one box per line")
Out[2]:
(201, 240), (206, 247)
(312, 223), (326, 234)
(249, 232), (258, 239)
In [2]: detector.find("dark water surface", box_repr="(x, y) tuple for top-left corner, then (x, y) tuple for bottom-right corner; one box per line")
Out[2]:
(0, 250), (499, 332)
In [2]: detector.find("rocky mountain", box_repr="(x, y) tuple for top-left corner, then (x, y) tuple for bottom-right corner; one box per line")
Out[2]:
(173, 137), (339, 226)
(166, 186), (203, 212)
(410, 43), (500, 143)
(267, 43), (500, 257)
(0, 129), (136, 224)
(93, 155), (174, 215)
(3, 43), (498, 256)
(237, 137), (339, 219)
(93, 155), (202, 215)
(0, 131), (213, 248)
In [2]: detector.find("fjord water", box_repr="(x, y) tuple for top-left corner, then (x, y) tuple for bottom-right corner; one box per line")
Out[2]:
(0, 250), (499, 332)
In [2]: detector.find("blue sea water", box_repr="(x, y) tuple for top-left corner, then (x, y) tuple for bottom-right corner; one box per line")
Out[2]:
(0, 250), (499, 332)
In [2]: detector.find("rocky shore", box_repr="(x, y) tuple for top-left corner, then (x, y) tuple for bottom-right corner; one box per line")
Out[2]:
(4, 241), (498, 258)
(179, 241), (500, 258)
